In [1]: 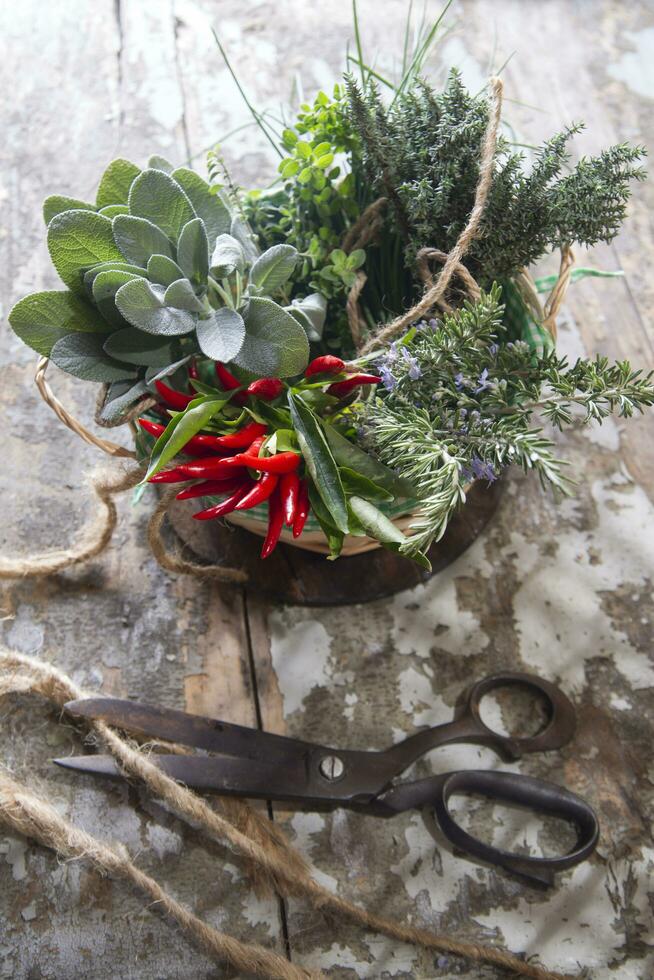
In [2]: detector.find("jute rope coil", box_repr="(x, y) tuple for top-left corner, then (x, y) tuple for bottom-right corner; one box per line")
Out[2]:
(0, 647), (574, 980)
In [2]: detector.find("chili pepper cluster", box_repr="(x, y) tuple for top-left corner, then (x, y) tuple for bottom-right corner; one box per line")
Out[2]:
(141, 357), (380, 559)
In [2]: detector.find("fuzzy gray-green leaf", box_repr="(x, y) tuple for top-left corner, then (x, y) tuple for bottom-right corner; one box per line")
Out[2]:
(249, 244), (297, 295)
(147, 254), (186, 287)
(96, 158), (141, 209)
(113, 214), (174, 265)
(128, 168), (195, 242)
(103, 328), (174, 367)
(164, 278), (205, 312)
(8, 290), (112, 356)
(92, 269), (141, 327)
(172, 168), (231, 248)
(47, 211), (125, 293)
(236, 297), (309, 377)
(210, 234), (245, 277)
(50, 333), (136, 382)
(44, 196), (96, 225)
(176, 217), (209, 285)
(196, 308), (246, 362)
(115, 277), (197, 336)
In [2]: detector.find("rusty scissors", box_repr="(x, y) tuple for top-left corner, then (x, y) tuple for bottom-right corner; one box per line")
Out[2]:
(56, 671), (598, 886)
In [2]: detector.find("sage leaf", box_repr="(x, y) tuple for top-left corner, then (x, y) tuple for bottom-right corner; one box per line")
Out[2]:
(99, 204), (129, 217)
(288, 392), (348, 532)
(8, 290), (111, 356)
(230, 214), (259, 264)
(83, 261), (146, 297)
(164, 278), (205, 312)
(99, 379), (150, 423)
(176, 217), (209, 285)
(147, 254), (185, 287)
(115, 277), (196, 336)
(50, 333), (136, 382)
(196, 307), (246, 361)
(323, 423), (415, 498)
(128, 168), (195, 242)
(286, 292), (327, 341)
(96, 158), (141, 209)
(172, 167), (231, 249)
(249, 244), (297, 295)
(210, 234), (245, 277)
(47, 210), (124, 293)
(147, 155), (174, 173)
(146, 355), (193, 385)
(146, 397), (230, 479)
(113, 214), (174, 265)
(339, 467), (393, 503)
(43, 196), (96, 225)
(236, 297), (309, 378)
(103, 327), (174, 367)
(92, 269), (142, 327)
(348, 495), (431, 570)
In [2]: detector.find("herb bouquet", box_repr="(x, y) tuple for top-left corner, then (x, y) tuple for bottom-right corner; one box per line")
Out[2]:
(8, 52), (654, 577)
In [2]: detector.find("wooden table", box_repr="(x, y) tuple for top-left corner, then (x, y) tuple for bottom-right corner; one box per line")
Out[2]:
(1, 2), (652, 977)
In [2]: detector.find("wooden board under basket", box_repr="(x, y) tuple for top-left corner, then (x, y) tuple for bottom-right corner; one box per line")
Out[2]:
(166, 478), (504, 606)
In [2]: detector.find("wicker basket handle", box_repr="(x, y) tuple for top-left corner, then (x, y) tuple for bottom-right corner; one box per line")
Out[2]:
(35, 357), (135, 459)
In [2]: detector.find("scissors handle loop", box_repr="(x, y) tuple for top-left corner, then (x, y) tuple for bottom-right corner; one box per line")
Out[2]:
(455, 672), (577, 760)
(433, 770), (599, 886)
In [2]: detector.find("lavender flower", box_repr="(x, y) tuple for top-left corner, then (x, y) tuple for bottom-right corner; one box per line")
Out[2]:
(454, 372), (466, 390)
(379, 363), (397, 390)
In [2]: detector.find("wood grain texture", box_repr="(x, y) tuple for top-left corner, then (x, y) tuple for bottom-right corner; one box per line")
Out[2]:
(0, 1), (652, 978)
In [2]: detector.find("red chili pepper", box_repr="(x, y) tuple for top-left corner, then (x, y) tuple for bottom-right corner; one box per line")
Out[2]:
(292, 480), (310, 538)
(148, 467), (189, 484)
(192, 483), (252, 521)
(154, 380), (196, 410)
(215, 362), (247, 405)
(305, 355), (346, 378)
(279, 472), (300, 527)
(176, 477), (245, 501)
(327, 374), (382, 397)
(212, 422), (268, 449)
(138, 418), (234, 459)
(244, 435), (266, 458)
(233, 451), (300, 475)
(261, 487), (284, 559)
(246, 377), (284, 400)
(174, 458), (246, 480)
(234, 471), (279, 510)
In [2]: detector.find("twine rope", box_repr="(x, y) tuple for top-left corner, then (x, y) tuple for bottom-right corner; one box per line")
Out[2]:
(0, 463), (247, 585)
(0, 647), (572, 980)
(359, 77), (504, 355)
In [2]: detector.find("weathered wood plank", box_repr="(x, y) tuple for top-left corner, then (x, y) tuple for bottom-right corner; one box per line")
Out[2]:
(0, 1), (282, 975)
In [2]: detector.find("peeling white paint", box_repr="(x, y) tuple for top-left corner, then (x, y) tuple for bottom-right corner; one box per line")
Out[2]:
(513, 475), (654, 691)
(608, 27), (654, 100)
(270, 616), (333, 715)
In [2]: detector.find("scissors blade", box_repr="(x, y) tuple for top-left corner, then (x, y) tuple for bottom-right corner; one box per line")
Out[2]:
(53, 752), (314, 801)
(64, 697), (322, 765)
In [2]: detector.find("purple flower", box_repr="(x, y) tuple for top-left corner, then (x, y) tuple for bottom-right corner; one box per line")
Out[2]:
(401, 347), (422, 380)
(475, 367), (493, 394)
(454, 372), (466, 390)
(379, 364), (397, 390)
(489, 343), (499, 356)
(465, 455), (497, 483)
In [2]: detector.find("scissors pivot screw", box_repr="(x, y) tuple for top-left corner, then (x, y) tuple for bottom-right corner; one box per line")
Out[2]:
(319, 755), (345, 781)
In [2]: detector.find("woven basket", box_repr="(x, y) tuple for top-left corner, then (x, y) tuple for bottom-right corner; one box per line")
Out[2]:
(33, 242), (572, 558)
